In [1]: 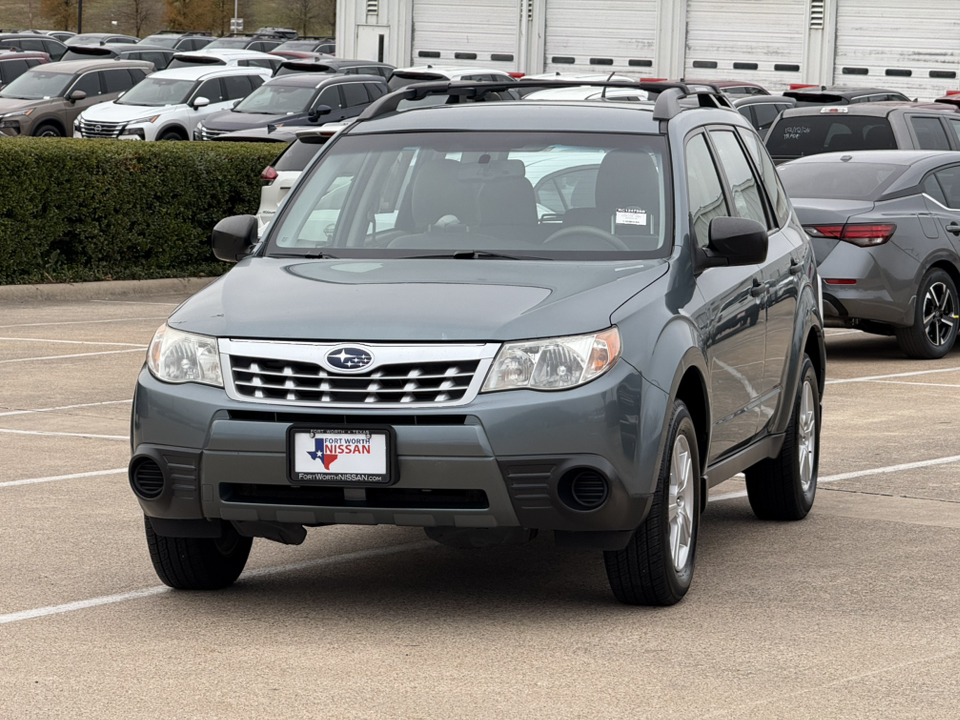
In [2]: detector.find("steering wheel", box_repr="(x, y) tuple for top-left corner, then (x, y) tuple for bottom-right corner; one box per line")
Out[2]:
(543, 225), (630, 251)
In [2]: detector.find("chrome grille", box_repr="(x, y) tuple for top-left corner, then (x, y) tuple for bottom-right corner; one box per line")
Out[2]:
(78, 119), (125, 138)
(231, 355), (480, 404)
(220, 339), (499, 409)
(195, 125), (227, 141)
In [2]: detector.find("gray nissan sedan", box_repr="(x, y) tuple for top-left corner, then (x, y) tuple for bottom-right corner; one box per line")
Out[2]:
(781, 150), (960, 358)
(131, 81), (825, 605)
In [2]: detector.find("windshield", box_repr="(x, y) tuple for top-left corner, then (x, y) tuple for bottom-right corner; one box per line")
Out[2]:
(767, 115), (896, 158)
(267, 131), (672, 260)
(235, 84), (316, 114)
(205, 38), (249, 49)
(140, 36), (179, 48)
(0, 70), (71, 100)
(778, 162), (903, 201)
(274, 41), (318, 52)
(116, 77), (196, 106)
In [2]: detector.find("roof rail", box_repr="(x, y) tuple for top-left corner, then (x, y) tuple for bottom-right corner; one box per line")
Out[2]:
(358, 79), (733, 122)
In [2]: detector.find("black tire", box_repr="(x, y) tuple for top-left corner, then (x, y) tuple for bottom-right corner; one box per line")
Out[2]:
(604, 401), (700, 606)
(895, 268), (959, 359)
(144, 516), (252, 590)
(33, 123), (63, 138)
(744, 354), (820, 521)
(158, 130), (184, 141)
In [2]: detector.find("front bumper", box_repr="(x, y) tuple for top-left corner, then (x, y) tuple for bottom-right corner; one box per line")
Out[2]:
(130, 361), (657, 536)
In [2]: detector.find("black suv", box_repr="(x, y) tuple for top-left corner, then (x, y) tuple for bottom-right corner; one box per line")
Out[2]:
(194, 73), (388, 139)
(0, 32), (66, 60)
(784, 86), (911, 106)
(766, 102), (960, 163)
(134, 80), (824, 606)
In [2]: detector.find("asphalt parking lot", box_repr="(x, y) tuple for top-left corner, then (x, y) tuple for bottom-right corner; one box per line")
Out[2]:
(1, 284), (959, 719)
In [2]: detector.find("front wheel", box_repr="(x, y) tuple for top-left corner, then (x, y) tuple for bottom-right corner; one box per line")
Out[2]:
(604, 400), (700, 606)
(158, 130), (184, 141)
(33, 123), (63, 138)
(895, 268), (958, 359)
(145, 517), (252, 590)
(744, 354), (820, 520)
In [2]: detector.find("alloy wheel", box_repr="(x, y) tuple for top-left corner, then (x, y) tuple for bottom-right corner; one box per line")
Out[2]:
(668, 433), (695, 572)
(797, 379), (817, 493)
(922, 281), (955, 347)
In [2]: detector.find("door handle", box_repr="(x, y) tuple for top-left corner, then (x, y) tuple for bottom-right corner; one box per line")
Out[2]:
(789, 259), (803, 275)
(750, 279), (769, 297)
(947, 222), (960, 236)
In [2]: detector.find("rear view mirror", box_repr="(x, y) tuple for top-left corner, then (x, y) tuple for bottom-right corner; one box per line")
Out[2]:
(699, 217), (768, 270)
(67, 90), (86, 102)
(211, 215), (258, 262)
(191, 96), (210, 109)
(309, 104), (332, 121)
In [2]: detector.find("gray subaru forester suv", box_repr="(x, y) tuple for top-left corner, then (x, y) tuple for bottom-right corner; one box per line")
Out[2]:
(132, 80), (825, 605)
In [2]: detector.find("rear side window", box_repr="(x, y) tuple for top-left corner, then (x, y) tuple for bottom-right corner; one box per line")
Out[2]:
(341, 83), (368, 108)
(924, 175), (949, 206)
(128, 68), (147, 84)
(15, 38), (45, 53)
(222, 75), (253, 100)
(766, 115), (896, 158)
(42, 40), (65, 59)
(946, 118), (960, 145)
(752, 103), (786, 133)
(778, 162), (903, 201)
(0, 58), (29, 84)
(274, 138), (327, 172)
(685, 133), (729, 248)
(911, 117), (951, 150)
(930, 167), (960, 207)
(710, 129), (769, 228)
(103, 68), (135, 93)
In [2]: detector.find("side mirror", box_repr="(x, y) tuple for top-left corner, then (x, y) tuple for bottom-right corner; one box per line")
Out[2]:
(67, 90), (86, 102)
(211, 215), (258, 262)
(232, 99), (241, 108)
(309, 104), (332, 121)
(191, 96), (210, 109)
(699, 217), (768, 270)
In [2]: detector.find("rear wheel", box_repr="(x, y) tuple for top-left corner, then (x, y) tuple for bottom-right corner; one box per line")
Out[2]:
(895, 269), (958, 359)
(33, 123), (63, 138)
(604, 401), (700, 606)
(744, 355), (820, 520)
(145, 517), (252, 590)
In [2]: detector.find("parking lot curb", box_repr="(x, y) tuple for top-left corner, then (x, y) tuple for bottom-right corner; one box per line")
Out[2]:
(0, 277), (217, 303)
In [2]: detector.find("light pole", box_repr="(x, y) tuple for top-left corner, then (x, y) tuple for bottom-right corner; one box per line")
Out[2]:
(77, 0), (83, 33)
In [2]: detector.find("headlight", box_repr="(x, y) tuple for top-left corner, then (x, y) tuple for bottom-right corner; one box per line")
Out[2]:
(482, 327), (621, 392)
(128, 115), (160, 124)
(120, 126), (146, 139)
(147, 324), (222, 387)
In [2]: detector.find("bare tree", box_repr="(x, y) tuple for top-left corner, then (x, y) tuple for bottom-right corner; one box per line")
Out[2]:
(40, 0), (77, 31)
(116, 0), (159, 37)
(285, 0), (320, 37)
(165, 0), (216, 33)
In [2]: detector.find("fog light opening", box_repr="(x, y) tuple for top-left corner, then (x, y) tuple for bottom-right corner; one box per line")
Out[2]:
(559, 469), (609, 511)
(130, 457), (165, 499)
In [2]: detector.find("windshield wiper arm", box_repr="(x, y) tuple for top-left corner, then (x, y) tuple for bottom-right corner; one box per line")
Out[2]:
(406, 250), (552, 261)
(270, 251), (338, 259)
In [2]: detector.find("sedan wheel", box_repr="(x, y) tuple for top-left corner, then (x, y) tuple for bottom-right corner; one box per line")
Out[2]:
(896, 269), (959, 359)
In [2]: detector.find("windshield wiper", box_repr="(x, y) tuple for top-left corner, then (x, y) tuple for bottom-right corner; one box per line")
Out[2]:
(405, 250), (552, 261)
(270, 250), (338, 259)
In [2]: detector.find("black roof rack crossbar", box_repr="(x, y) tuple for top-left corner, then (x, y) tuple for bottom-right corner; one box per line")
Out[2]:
(358, 79), (732, 122)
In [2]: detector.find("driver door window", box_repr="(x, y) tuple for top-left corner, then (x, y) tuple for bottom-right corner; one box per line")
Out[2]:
(685, 133), (729, 248)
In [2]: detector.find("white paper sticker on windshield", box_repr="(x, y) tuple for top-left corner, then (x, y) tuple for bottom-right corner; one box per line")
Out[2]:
(616, 209), (647, 226)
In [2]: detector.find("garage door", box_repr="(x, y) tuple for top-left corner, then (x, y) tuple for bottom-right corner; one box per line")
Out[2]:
(543, 0), (659, 75)
(684, 0), (806, 91)
(411, 0), (521, 68)
(833, 0), (960, 100)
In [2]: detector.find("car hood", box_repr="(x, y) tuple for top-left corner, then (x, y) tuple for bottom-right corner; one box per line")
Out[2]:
(81, 101), (181, 121)
(202, 109), (306, 132)
(168, 257), (669, 341)
(0, 97), (52, 114)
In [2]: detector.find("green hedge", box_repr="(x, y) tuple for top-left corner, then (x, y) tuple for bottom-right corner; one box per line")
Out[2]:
(0, 138), (280, 285)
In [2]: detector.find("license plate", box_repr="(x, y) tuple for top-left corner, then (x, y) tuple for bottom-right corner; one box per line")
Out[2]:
(287, 426), (396, 485)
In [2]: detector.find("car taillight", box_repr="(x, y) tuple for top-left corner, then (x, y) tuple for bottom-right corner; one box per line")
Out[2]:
(805, 223), (896, 247)
(507, 71), (525, 78)
(260, 165), (278, 186)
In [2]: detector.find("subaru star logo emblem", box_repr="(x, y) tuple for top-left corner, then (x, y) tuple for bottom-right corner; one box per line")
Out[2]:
(325, 346), (374, 373)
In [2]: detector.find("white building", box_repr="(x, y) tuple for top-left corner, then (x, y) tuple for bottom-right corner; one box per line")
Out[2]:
(336, 1), (960, 98)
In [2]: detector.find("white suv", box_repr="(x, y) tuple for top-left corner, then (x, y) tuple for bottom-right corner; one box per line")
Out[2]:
(74, 65), (271, 141)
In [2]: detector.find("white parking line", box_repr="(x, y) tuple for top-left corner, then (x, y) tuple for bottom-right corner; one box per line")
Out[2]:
(0, 400), (132, 418)
(0, 428), (128, 441)
(709, 453), (960, 502)
(0, 468), (127, 489)
(871, 380), (960, 389)
(0, 316), (166, 329)
(0, 540), (434, 626)
(0, 337), (146, 348)
(0, 348), (145, 364)
(91, 300), (180, 306)
(826, 365), (960, 385)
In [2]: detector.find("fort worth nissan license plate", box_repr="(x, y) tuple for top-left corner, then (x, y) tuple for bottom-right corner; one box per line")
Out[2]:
(287, 426), (396, 485)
